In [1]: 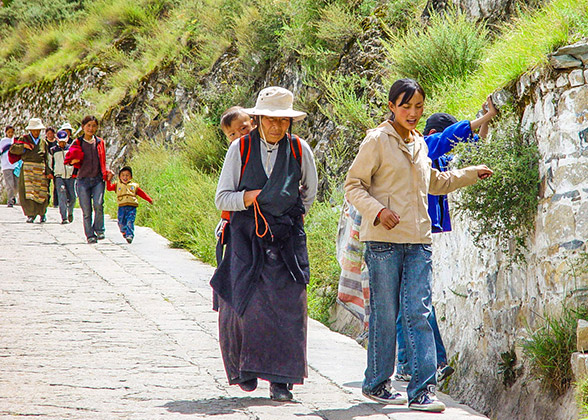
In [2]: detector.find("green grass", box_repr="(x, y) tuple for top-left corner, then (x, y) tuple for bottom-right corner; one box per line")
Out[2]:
(430, 0), (588, 119)
(523, 305), (588, 395)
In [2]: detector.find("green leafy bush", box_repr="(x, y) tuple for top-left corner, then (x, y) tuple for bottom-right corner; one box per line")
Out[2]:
(523, 306), (588, 395)
(0, 0), (85, 29)
(319, 72), (376, 135)
(453, 111), (540, 263)
(385, 8), (488, 93)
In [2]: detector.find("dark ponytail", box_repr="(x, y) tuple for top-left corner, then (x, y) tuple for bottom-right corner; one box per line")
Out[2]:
(388, 79), (426, 121)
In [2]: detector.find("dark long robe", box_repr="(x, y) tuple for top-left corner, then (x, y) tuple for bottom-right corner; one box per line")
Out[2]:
(218, 240), (308, 385)
(10, 135), (50, 217)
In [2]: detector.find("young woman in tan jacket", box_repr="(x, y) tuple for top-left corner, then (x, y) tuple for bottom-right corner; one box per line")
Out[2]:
(345, 78), (493, 412)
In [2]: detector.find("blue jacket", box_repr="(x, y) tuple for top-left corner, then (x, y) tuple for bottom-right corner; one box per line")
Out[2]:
(424, 120), (478, 233)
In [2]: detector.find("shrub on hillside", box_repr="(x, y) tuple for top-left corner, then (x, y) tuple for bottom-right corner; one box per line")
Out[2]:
(385, 8), (488, 93)
(452, 111), (540, 263)
(0, 0), (85, 28)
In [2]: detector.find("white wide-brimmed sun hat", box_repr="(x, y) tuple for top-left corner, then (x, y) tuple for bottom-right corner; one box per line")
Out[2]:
(25, 118), (46, 131)
(60, 122), (73, 131)
(244, 87), (307, 122)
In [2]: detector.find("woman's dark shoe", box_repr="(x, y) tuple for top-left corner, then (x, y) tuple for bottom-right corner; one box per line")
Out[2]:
(39, 215), (46, 223)
(96, 233), (105, 240)
(68, 214), (73, 223)
(26, 216), (35, 223)
(87, 237), (98, 244)
(238, 378), (258, 392)
(270, 383), (293, 401)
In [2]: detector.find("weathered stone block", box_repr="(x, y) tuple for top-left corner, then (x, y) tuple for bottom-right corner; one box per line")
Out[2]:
(556, 41), (588, 57)
(550, 54), (583, 69)
(571, 352), (588, 380)
(556, 74), (569, 88)
(569, 69), (585, 87)
(578, 319), (588, 352)
(560, 240), (584, 251)
(543, 204), (575, 243)
(577, 202), (588, 239)
(554, 162), (588, 186)
(517, 73), (531, 98)
(577, 53), (588, 65)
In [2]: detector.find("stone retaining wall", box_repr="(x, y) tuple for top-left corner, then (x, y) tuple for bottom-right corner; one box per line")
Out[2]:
(432, 40), (588, 420)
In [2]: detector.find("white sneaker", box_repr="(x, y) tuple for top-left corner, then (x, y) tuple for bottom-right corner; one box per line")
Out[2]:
(409, 389), (446, 412)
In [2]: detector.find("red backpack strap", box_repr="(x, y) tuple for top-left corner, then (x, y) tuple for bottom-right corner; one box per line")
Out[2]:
(288, 134), (303, 167)
(239, 134), (252, 181)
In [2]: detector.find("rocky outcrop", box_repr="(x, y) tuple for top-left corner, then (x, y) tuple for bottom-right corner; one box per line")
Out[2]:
(0, 66), (107, 133)
(432, 40), (588, 420)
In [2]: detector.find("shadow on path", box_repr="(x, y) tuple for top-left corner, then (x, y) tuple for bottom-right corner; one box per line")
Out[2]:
(163, 398), (417, 419)
(161, 397), (281, 415)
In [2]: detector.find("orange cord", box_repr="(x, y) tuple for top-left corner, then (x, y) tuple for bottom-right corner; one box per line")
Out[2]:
(252, 198), (272, 239)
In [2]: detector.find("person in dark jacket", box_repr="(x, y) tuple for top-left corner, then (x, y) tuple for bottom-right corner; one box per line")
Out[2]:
(64, 115), (111, 244)
(211, 87), (318, 402)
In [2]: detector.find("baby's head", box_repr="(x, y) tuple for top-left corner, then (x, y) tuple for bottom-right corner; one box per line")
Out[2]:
(119, 166), (133, 183)
(220, 106), (255, 142)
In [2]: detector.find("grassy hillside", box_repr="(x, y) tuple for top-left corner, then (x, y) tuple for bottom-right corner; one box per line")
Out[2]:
(2, 0), (588, 322)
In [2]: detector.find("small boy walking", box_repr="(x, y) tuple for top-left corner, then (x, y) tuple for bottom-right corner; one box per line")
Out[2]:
(107, 166), (153, 243)
(48, 130), (76, 223)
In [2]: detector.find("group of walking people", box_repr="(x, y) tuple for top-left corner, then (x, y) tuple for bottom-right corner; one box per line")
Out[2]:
(211, 80), (496, 412)
(1, 115), (152, 244)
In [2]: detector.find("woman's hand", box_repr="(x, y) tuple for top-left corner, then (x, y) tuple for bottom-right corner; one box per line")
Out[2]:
(476, 165), (494, 179)
(379, 208), (400, 230)
(69, 158), (80, 164)
(243, 189), (262, 207)
(24, 143), (34, 150)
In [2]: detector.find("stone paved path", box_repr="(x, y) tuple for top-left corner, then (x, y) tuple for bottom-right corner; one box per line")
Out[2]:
(0, 207), (489, 419)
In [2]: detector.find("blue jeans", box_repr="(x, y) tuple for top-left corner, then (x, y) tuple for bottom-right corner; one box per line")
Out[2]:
(118, 205), (137, 238)
(363, 242), (437, 403)
(55, 177), (76, 222)
(396, 305), (447, 375)
(76, 176), (105, 240)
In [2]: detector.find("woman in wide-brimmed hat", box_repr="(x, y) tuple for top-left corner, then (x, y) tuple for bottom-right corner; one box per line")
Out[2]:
(211, 86), (318, 401)
(8, 118), (51, 223)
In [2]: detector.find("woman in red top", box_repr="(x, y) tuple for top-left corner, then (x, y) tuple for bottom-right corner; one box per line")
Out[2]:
(65, 115), (110, 244)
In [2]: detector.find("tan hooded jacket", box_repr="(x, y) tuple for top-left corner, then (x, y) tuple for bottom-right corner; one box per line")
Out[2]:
(344, 120), (480, 244)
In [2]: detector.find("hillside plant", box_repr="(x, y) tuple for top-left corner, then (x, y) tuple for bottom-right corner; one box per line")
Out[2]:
(452, 111), (540, 263)
(522, 305), (588, 395)
(384, 8), (488, 94)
